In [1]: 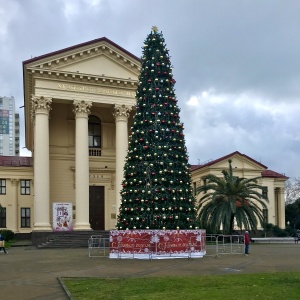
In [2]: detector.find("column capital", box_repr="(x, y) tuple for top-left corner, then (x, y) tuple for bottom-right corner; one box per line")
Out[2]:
(73, 100), (92, 117)
(10, 178), (19, 186)
(31, 95), (52, 119)
(112, 104), (132, 120)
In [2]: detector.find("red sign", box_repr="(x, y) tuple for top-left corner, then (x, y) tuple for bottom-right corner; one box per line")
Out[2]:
(109, 229), (206, 259)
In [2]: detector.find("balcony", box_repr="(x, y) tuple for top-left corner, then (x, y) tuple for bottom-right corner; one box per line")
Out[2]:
(89, 148), (101, 157)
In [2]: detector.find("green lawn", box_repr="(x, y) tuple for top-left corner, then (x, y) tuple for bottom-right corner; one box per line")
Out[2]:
(62, 272), (300, 300)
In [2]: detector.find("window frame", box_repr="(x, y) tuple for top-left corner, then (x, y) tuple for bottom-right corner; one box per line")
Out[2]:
(0, 179), (6, 195)
(262, 186), (268, 199)
(21, 207), (31, 228)
(20, 180), (31, 195)
(88, 115), (101, 149)
(0, 207), (6, 227)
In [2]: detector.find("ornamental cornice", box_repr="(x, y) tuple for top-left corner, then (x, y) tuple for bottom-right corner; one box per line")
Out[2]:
(73, 100), (92, 116)
(112, 104), (132, 119)
(27, 68), (138, 88)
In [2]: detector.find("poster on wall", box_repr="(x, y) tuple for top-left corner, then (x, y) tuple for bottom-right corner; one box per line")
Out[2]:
(52, 203), (73, 232)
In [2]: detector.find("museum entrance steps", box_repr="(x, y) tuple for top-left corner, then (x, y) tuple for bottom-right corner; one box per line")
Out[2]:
(36, 230), (110, 249)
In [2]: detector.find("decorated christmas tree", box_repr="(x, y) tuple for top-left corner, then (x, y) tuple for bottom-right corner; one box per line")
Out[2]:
(116, 27), (196, 230)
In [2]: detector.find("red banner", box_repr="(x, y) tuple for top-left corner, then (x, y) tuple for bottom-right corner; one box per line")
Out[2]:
(109, 229), (206, 259)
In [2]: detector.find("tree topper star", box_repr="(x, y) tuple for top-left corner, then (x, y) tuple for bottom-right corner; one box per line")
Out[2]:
(152, 26), (158, 33)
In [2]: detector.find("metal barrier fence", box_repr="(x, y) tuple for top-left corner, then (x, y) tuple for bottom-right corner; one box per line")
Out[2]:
(88, 234), (245, 258)
(88, 235), (110, 258)
(206, 234), (245, 258)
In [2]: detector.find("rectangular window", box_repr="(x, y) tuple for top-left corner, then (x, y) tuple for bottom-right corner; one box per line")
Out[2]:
(262, 186), (268, 199)
(20, 180), (31, 195)
(0, 179), (6, 195)
(0, 207), (6, 227)
(193, 182), (196, 196)
(21, 208), (31, 227)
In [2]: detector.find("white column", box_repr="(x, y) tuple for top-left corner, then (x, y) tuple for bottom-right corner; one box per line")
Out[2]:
(112, 104), (131, 221)
(73, 100), (92, 230)
(31, 96), (52, 231)
(278, 187), (286, 228)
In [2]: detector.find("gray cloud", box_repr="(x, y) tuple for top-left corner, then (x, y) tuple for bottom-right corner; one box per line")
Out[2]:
(1, 0), (299, 177)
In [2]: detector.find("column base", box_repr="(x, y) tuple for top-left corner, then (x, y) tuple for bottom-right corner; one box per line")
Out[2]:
(33, 223), (52, 231)
(73, 223), (91, 231)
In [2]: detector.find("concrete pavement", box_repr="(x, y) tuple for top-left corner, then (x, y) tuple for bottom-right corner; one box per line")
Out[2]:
(0, 243), (300, 300)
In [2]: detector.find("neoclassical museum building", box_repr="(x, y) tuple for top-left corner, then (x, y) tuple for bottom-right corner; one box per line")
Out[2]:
(0, 38), (288, 237)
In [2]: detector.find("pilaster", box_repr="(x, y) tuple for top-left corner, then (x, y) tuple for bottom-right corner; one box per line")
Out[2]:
(10, 179), (19, 232)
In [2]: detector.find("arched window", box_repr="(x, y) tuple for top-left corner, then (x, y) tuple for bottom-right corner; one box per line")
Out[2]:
(88, 115), (101, 156)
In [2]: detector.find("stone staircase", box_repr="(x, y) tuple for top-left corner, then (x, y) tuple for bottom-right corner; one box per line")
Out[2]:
(37, 230), (110, 249)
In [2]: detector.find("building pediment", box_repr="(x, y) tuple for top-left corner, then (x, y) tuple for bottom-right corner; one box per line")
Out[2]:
(24, 37), (141, 82)
(54, 54), (138, 79)
(191, 151), (267, 176)
(213, 153), (266, 172)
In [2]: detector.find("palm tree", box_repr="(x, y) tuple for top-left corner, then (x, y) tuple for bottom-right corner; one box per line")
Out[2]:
(196, 159), (268, 234)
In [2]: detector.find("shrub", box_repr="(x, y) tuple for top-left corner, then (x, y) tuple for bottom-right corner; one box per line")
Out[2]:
(0, 229), (14, 241)
(272, 225), (288, 237)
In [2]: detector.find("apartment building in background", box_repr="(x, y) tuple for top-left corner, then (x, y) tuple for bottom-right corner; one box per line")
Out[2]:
(0, 96), (20, 156)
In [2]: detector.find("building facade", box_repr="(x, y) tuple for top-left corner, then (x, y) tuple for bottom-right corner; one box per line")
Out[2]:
(191, 151), (288, 229)
(22, 37), (140, 233)
(0, 96), (20, 156)
(0, 38), (288, 234)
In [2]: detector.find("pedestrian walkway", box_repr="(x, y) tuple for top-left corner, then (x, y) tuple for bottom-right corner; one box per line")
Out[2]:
(0, 243), (299, 300)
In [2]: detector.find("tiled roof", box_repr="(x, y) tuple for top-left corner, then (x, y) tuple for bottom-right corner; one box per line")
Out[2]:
(23, 37), (141, 65)
(0, 156), (33, 167)
(190, 151), (267, 172)
(261, 169), (288, 179)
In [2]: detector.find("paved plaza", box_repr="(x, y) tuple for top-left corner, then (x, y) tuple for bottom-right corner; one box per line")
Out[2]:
(0, 243), (299, 300)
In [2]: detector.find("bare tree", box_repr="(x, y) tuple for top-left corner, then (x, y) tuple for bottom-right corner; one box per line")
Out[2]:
(285, 176), (300, 204)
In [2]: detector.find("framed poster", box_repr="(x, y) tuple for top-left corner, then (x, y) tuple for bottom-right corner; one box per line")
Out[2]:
(52, 203), (73, 232)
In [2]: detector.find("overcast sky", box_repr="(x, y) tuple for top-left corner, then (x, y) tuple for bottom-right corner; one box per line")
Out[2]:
(1, 0), (299, 178)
